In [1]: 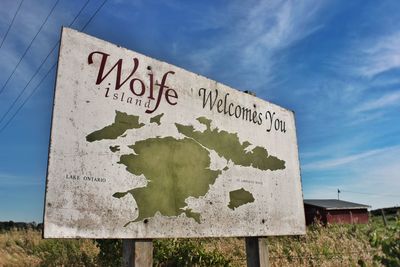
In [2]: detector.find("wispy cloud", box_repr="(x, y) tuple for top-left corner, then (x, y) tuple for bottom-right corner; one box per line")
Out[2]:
(353, 90), (400, 113)
(0, 1), (79, 111)
(304, 184), (399, 209)
(303, 145), (400, 209)
(317, 30), (400, 125)
(302, 146), (399, 171)
(0, 173), (41, 186)
(186, 0), (325, 88)
(242, 0), (323, 60)
(355, 32), (400, 78)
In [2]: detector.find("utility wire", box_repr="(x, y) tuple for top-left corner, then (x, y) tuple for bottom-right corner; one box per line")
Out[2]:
(341, 190), (399, 198)
(0, 0), (60, 95)
(0, 0), (108, 134)
(0, 0), (90, 126)
(0, 65), (57, 134)
(0, 45), (56, 126)
(81, 0), (108, 29)
(0, 0), (25, 49)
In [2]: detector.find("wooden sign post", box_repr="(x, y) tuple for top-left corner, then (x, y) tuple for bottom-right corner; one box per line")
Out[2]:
(122, 239), (153, 267)
(123, 238), (269, 267)
(246, 237), (269, 267)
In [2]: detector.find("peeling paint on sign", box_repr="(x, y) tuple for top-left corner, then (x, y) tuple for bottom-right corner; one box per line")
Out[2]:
(43, 27), (305, 238)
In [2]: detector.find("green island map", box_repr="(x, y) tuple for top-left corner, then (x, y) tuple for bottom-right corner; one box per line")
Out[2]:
(86, 111), (285, 225)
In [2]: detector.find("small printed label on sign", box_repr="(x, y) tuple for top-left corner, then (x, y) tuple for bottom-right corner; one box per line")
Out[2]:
(65, 174), (106, 183)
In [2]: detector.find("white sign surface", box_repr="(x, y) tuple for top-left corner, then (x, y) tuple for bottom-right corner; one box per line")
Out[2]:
(44, 27), (305, 238)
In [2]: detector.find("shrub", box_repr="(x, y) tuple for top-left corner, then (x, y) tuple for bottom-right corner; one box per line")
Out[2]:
(33, 239), (97, 267)
(95, 239), (122, 267)
(370, 220), (400, 266)
(154, 239), (231, 266)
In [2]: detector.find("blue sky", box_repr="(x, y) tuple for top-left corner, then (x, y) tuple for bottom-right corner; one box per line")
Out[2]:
(0, 0), (399, 222)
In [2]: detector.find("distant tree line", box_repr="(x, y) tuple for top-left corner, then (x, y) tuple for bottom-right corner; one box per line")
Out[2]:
(370, 207), (400, 217)
(0, 221), (43, 231)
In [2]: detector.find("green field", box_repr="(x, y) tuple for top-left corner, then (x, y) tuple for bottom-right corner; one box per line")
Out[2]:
(0, 215), (398, 266)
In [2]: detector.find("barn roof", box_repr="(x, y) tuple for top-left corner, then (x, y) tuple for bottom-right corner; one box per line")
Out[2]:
(304, 199), (370, 210)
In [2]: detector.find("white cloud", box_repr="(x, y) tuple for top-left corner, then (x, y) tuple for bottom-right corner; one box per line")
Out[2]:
(353, 90), (400, 113)
(0, 1), (78, 107)
(342, 155), (400, 209)
(238, 0), (324, 86)
(303, 146), (400, 209)
(300, 139), (358, 161)
(304, 185), (399, 210)
(0, 173), (41, 186)
(356, 32), (400, 77)
(303, 185), (340, 200)
(243, 0), (323, 58)
(302, 146), (399, 171)
(187, 0), (325, 88)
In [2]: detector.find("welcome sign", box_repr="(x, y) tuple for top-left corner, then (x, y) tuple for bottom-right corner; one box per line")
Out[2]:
(44, 27), (305, 238)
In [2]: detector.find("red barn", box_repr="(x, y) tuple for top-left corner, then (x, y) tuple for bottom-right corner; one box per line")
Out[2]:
(304, 199), (370, 225)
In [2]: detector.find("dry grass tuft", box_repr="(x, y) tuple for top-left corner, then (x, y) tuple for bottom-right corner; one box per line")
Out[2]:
(0, 218), (395, 266)
(0, 229), (99, 267)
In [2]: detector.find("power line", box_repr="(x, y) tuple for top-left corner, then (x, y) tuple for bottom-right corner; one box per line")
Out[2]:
(0, 0), (25, 49)
(81, 0), (108, 30)
(0, 0), (60, 95)
(66, 0), (92, 29)
(0, 0), (91, 126)
(0, 64), (57, 134)
(0, 0), (108, 134)
(341, 190), (399, 198)
(0, 44), (57, 126)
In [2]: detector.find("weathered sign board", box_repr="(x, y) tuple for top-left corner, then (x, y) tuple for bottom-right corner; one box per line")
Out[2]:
(44, 27), (305, 238)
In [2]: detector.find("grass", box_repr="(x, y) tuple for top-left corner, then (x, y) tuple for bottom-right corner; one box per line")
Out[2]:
(0, 229), (99, 267)
(0, 215), (397, 266)
(266, 223), (379, 266)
